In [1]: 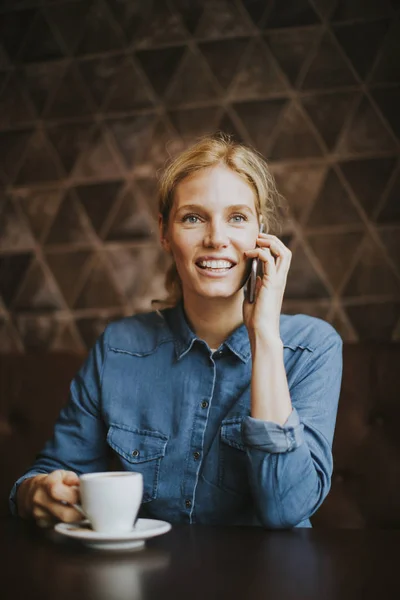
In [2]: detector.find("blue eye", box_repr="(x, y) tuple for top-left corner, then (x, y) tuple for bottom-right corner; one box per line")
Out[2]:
(182, 214), (201, 224)
(231, 214), (246, 222)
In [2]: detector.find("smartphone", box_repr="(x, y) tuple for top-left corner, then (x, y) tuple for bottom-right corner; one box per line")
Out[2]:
(247, 222), (264, 304)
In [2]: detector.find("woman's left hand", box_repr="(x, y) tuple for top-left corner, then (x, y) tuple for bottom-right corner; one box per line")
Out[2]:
(243, 233), (292, 341)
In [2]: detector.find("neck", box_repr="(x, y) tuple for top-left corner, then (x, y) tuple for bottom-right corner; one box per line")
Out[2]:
(182, 292), (244, 349)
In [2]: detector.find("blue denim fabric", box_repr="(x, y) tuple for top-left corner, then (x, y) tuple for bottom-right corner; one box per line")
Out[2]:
(9, 302), (343, 529)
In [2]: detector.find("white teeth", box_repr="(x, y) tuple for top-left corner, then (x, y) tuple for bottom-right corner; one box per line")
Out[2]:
(199, 260), (233, 269)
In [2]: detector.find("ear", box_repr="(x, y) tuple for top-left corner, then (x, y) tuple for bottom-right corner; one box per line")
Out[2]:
(158, 213), (171, 253)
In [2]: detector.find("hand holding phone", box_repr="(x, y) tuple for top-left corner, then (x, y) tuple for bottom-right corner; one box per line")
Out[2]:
(247, 222), (264, 304)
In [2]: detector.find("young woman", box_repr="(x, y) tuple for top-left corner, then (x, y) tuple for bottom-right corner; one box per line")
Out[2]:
(11, 134), (342, 529)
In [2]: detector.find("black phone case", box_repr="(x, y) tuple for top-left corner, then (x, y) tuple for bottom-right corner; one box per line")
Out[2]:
(247, 258), (258, 303)
(247, 222), (264, 303)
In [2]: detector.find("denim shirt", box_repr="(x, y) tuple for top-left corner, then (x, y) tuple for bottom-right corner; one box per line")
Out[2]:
(10, 302), (343, 529)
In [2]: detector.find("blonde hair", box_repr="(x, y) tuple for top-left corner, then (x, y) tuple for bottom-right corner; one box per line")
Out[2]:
(158, 133), (284, 307)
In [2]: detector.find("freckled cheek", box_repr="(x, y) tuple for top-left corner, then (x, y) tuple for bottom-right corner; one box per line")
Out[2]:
(169, 233), (201, 269)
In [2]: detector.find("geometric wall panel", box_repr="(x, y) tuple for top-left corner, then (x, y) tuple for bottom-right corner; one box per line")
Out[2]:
(72, 126), (123, 179)
(233, 98), (288, 157)
(370, 20), (400, 83)
(15, 314), (64, 352)
(270, 102), (324, 159)
(375, 169), (400, 224)
(378, 227), (400, 270)
(75, 1), (124, 56)
(73, 254), (123, 310)
(76, 181), (124, 236)
(302, 91), (359, 150)
(345, 302), (400, 342)
(15, 130), (62, 184)
(45, 250), (94, 308)
(284, 245), (331, 300)
(195, 0), (250, 39)
(44, 65), (94, 120)
(342, 235), (400, 298)
(0, 253), (33, 308)
(12, 259), (64, 313)
(333, 20), (389, 79)
(266, 27), (321, 87)
(166, 49), (220, 105)
(105, 187), (155, 241)
(44, 192), (95, 246)
(14, 188), (62, 242)
(371, 86), (400, 140)
(339, 157), (397, 217)
(199, 38), (250, 90)
(336, 96), (396, 155)
(330, 1), (392, 22)
(272, 163), (327, 223)
(307, 169), (362, 227)
(265, 0), (321, 29)
(0, 9), (36, 60)
(20, 61), (66, 116)
(307, 230), (364, 291)
(0, 196), (35, 251)
(231, 39), (288, 98)
(0, 0), (399, 352)
(0, 72), (36, 129)
(300, 32), (357, 90)
(136, 46), (185, 97)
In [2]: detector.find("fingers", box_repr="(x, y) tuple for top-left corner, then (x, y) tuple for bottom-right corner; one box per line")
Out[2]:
(34, 508), (56, 529)
(42, 496), (83, 523)
(257, 234), (292, 267)
(31, 470), (83, 525)
(244, 247), (276, 273)
(61, 470), (80, 486)
(246, 234), (291, 274)
(33, 486), (83, 523)
(46, 471), (80, 505)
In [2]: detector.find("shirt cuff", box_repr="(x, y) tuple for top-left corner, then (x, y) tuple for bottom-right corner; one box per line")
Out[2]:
(9, 471), (48, 516)
(242, 408), (304, 454)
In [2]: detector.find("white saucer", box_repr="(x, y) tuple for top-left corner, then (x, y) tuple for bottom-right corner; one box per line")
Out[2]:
(54, 518), (172, 551)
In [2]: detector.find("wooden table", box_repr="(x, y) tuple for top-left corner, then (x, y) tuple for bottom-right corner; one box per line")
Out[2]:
(0, 517), (398, 599)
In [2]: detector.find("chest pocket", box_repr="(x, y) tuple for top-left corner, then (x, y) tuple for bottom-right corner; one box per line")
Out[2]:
(219, 418), (250, 496)
(107, 425), (168, 502)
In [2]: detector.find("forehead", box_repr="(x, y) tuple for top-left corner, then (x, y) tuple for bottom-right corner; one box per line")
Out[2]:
(173, 165), (256, 210)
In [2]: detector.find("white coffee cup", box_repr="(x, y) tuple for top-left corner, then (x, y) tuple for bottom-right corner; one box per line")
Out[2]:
(74, 472), (143, 534)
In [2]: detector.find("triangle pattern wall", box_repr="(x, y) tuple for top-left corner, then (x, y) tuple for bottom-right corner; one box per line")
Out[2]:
(0, 0), (399, 351)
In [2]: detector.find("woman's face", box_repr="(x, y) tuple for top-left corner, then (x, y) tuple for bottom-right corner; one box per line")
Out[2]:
(160, 165), (260, 302)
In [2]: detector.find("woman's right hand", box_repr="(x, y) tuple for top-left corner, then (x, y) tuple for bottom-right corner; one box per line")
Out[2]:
(17, 470), (84, 527)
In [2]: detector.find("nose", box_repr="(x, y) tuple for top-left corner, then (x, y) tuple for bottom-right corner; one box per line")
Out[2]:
(204, 220), (229, 248)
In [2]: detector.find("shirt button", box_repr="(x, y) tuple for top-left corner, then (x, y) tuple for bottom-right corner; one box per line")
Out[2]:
(193, 451), (200, 460)
(131, 449), (140, 457)
(185, 500), (192, 509)
(201, 400), (209, 409)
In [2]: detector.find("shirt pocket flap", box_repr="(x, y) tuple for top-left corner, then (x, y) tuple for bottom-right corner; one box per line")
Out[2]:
(220, 419), (246, 452)
(107, 426), (168, 464)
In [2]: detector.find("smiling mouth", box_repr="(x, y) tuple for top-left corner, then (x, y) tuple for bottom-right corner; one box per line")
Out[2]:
(196, 260), (235, 272)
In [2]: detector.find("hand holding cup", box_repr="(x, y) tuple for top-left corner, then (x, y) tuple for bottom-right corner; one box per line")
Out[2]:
(17, 469), (83, 527)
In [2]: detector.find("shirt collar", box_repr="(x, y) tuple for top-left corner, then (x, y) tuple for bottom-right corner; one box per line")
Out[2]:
(162, 302), (251, 363)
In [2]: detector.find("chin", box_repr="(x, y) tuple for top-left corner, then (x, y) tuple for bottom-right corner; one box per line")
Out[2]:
(180, 266), (247, 301)
(194, 282), (244, 300)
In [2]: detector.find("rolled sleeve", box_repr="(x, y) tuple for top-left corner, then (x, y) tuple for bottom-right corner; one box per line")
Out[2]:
(243, 325), (343, 529)
(242, 408), (304, 453)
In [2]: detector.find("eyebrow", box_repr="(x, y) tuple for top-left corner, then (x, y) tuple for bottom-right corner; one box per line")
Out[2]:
(175, 204), (256, 215)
